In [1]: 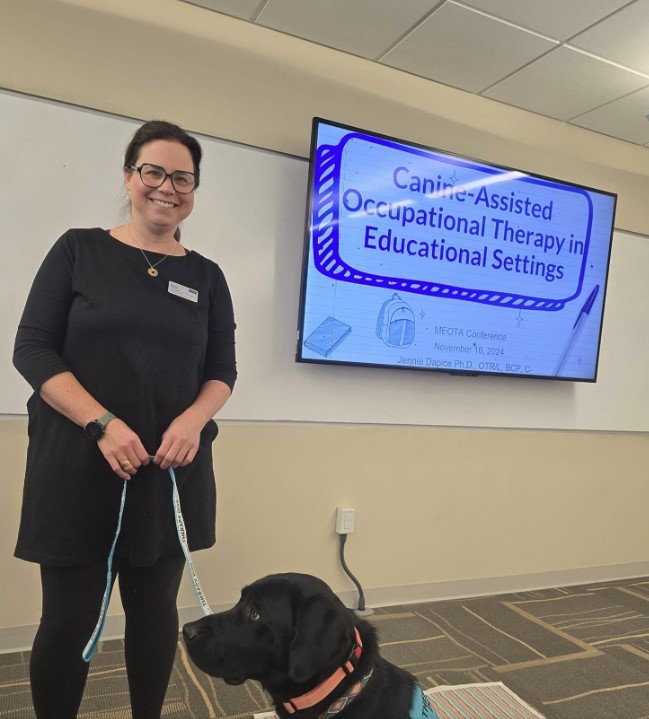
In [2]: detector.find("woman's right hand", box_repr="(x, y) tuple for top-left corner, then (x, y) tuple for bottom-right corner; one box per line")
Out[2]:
(97, 418), (150, 480)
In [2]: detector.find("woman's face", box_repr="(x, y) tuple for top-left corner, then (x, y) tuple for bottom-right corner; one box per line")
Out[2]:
(125, 139), (195, 236)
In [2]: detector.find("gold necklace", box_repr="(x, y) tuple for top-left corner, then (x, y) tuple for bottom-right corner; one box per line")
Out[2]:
(140, 249), (169, 277)
(126, 226), (176, 278)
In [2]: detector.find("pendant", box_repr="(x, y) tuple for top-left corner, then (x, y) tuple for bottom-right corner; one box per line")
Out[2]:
(148, 267), (159, 277)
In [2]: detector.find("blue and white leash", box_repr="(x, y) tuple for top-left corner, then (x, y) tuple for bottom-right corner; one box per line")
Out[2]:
(82, 458), (212, 662)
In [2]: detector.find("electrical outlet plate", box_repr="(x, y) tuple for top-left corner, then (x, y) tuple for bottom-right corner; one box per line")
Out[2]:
(336, 507), (355, 534)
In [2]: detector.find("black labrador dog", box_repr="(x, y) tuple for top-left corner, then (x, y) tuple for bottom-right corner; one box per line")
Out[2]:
(183, 573), (439, 719)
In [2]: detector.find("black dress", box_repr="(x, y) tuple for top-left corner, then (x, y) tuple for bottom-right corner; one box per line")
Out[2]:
(13, 228), (237, 566)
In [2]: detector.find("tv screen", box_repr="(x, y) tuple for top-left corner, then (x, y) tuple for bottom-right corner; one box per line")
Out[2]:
(296, 118), (616, 382)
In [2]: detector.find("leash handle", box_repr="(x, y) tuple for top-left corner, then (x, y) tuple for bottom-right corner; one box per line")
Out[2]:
(82, 458), (211, 662)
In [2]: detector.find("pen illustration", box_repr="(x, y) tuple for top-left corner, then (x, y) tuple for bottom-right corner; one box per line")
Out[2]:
(554, 285), (600, 376)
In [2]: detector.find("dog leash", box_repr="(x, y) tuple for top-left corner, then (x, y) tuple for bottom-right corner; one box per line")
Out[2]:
(82, 457), (212, 662)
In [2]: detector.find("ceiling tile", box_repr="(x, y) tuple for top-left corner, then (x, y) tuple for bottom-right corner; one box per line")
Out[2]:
(570, 0), (649, 74)
(484, 46), (648, 120)
(256, 0), (438, 59)
(173, 0), (649, 146)
(179, 0), (262, 20)
(571, 85), (649, 144)
(459, 0), (631, 40)
(382, 2), (556, 93)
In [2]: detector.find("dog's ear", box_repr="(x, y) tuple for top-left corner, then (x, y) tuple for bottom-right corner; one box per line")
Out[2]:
(287, 594), (353, 685)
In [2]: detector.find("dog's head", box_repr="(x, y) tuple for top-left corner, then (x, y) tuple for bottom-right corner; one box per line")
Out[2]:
(182, 573), (364, 693)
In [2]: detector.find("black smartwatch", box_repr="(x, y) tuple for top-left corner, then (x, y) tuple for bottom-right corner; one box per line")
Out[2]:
(84, 412), (116, 440)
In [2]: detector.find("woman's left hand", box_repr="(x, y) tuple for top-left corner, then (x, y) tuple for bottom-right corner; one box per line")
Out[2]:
(154, 411), (204, 469)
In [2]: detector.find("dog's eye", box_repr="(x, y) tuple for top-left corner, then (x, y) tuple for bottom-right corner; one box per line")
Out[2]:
(248, 607), (261, 622)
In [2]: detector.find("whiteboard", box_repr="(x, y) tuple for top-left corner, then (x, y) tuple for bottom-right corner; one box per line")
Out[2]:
(2, 89), (648, 431)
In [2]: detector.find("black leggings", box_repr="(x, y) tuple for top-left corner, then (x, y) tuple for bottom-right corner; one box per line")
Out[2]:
(30, 555), (185, 719)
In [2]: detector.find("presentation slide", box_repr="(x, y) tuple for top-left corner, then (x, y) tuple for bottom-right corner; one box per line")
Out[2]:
(297, 119), (616, 381)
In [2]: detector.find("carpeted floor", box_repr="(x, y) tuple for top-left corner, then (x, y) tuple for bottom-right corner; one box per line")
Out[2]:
(3, 575), (649, 718)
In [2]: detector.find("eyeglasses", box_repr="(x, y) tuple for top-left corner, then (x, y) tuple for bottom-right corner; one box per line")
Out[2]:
(128, 163), (197, 193)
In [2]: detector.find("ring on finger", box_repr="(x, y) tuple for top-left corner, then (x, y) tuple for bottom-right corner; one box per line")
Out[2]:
(120, 458), (132, 468)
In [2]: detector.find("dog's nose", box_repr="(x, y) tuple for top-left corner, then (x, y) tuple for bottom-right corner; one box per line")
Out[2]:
(182, 624), (198, 642)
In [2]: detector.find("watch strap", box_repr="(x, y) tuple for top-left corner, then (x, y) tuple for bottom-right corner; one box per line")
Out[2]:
(96, 411), (116, 428)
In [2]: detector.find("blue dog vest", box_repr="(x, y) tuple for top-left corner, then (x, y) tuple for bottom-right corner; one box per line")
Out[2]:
(410, 685), (441, 719)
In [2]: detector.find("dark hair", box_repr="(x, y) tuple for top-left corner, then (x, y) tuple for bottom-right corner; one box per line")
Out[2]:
(123, 120), (203, 242)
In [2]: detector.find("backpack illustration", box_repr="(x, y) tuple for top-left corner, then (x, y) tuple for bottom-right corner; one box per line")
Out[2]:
(376, 293), (415, 348)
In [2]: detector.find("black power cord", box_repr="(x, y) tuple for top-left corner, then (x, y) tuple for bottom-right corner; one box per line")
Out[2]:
(338, 533), (373, 615)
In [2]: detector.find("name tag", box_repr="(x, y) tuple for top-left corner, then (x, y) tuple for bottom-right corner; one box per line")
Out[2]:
(168, 281), (198, 303)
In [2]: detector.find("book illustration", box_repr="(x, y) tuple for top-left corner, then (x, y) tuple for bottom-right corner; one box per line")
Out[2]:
(376, 293), (415, 348)
(304, 316), (352, 358)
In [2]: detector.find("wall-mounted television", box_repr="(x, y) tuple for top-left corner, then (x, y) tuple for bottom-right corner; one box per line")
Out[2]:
(296, 118), (616, 382)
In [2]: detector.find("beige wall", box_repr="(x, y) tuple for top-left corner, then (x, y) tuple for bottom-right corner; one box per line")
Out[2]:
(2, 0), (649, 640)
(3, 419), (649, 634)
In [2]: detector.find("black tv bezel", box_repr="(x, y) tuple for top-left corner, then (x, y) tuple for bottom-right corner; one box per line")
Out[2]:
(296, 117), (617, 383)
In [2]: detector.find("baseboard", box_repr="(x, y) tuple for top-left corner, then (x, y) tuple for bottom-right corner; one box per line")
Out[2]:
(347, 560), (649, 608)
(3, 560), (649, 654)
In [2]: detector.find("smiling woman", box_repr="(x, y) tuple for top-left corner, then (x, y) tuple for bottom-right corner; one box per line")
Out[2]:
(121, 127), (198, 248)
(12, 119), (237, 719)
(117, 139), (196, 275)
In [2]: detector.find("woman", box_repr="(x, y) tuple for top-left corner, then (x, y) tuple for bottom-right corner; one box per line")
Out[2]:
(13, 120), (237, 718)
